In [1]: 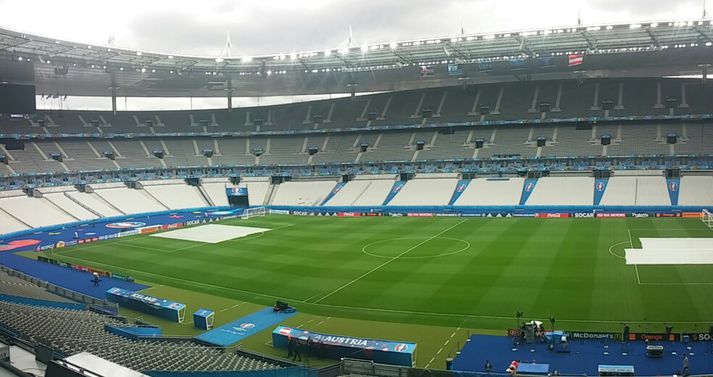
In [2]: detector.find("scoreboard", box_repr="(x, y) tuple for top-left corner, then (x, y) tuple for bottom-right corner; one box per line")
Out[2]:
(226, 187), (249, 207)
(0, 84), (36, 114)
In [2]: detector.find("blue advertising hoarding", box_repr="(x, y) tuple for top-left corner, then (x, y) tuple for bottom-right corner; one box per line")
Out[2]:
(272, 326), (416, 367)
(106, 287), (186, 322)
(193, 308), (215, 330)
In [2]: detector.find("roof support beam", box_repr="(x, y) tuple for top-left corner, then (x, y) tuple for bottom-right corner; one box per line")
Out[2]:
(445, 42), (471, 61)
(580, 31), (598, 50)
(391, 49), (414, 65)
(693, 25), (713, 45)
(646, 28), (660, 47)
(515, 36), (534, 57)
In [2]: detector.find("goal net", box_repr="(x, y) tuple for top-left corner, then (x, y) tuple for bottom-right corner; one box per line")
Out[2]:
(703, 209), (713, 230)
(241, 206), (267, 219)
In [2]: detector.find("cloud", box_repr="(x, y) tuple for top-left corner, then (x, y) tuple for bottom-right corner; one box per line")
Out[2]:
(0, 0), (705, 57)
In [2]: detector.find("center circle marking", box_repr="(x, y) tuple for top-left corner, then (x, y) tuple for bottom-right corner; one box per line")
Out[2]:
(362, 236), (471, 259)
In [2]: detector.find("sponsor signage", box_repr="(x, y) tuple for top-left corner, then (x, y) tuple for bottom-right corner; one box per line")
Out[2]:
(596, 213), (626, 218)
(627, 332), (679, 342)
(106, 287), (185, 323)
(407, 213), (434, 217)
(139, 225), (162, 234)
(682, 212), (703, 218)
(569, 331), (622, 341)
(537, 213), (570, 219)
(36, 244), (55, 252)
(573, 212), (595, 218)
(631, 213), (650, 218)
(655, 213), (682, 217)
(682, 333), (713, 341)
(272, 326), (415, 367)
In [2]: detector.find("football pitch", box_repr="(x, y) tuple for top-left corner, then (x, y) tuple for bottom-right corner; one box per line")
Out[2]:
(45, 215), (713, 333)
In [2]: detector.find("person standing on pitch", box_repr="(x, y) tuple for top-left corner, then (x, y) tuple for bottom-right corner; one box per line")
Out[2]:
(293, 339), (303, 362)
(287, 337), (295, 359)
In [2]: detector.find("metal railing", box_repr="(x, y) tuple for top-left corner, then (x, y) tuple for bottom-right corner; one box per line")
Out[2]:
(338, 358), (713, 377)
(0, 265), (118, 314)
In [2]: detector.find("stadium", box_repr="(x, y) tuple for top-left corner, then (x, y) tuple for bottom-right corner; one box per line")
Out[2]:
(0, 3), (712, 377)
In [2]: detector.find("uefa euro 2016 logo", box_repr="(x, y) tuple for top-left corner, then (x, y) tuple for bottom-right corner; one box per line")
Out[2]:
(234, 323), (255, 332)
(106, 221), (146, 229)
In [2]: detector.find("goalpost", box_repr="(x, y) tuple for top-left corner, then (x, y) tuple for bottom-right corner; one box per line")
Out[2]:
(703, 209), (713, 230)
(241, 206), (267, 219)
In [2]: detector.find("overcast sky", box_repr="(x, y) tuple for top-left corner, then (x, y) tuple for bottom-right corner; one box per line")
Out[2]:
(0, 0), (707, 58)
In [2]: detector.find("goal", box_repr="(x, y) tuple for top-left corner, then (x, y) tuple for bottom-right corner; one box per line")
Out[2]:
(703, 209), (713, 230)
(241, 206), (267, 219)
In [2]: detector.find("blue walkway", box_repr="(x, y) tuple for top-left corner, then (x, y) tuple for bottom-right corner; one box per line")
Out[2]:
(195, 307), (297, 347)
(452, 335), (713, 376)
(0, 252), (146, 299)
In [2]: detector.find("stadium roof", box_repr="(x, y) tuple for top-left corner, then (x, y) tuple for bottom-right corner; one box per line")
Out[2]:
(1, 20), (713, 97)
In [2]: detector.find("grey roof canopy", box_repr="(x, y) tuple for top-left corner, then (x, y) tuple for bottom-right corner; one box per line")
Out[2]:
(1, 20), (712, 97)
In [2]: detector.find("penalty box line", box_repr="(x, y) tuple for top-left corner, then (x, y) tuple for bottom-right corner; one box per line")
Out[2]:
(635, 264), (713, 286)
(307, 219), (468, 304)
(628, 227), (713, 286)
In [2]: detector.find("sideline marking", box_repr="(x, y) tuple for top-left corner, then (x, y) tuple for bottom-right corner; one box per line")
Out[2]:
(310, 219), (467, 303)
(426, 325), (462, 368)
(623, 227), (713, 286)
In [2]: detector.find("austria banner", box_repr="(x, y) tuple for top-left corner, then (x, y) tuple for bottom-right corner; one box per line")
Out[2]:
(568, 54), (584, 67)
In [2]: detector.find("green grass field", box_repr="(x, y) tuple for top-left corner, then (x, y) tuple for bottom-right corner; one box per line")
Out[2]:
(34, 215), (713, 368)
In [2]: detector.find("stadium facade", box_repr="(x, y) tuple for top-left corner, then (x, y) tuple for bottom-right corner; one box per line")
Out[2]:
(0, 20), (712, 377)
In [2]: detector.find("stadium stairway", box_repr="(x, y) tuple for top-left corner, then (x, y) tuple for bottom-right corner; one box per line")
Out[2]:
(0, 300), (283, 373)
